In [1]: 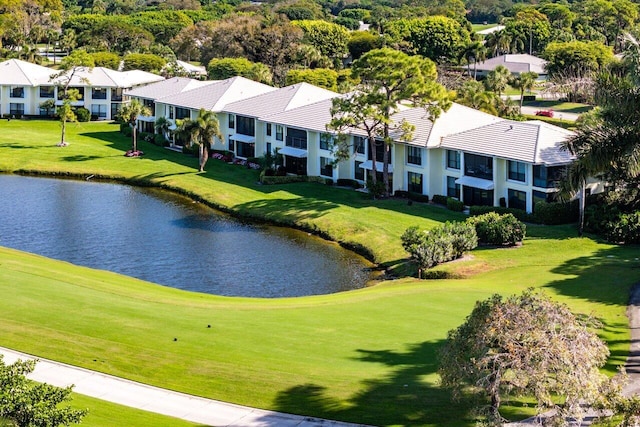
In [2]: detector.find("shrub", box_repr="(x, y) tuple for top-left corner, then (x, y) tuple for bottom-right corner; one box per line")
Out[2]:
(432, 194), (448, 205)
(604, 211), (640, 244)
(401, 222), (478, 270)
(467, 212), (526, 246)
(409, 192), (430, 203)
(75, 107), (91, 122)
(338, 179), (363, 189)
(121, 125), (132, 137)
(154, 134), (166, 146)
(366, 179), (385, 199)
(533, 200), (578, 225)
(469, 205), (533, 223)
(446, 197), (464, 212)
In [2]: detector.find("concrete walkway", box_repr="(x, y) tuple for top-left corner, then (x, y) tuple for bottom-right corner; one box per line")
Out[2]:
(0, 347), (369, 427)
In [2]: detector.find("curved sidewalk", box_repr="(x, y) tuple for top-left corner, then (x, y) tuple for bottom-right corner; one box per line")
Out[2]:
(0, 347), (370, 427)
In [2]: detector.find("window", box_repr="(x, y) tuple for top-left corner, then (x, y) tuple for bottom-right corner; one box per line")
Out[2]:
(320, 133), (333, 150)
(286, 127), (307, 149)
(408, 172), (423, 193)
(9, 103), (24, 116)
(91, 104), (107, 118)
(111, 88), (123, 101)
(508, 161), (526, 182)
(354, 160), (365, 181)
(276, 125), (283, 141)
(39, 86), (55, 98)
(175, 107), (190, 120)
(463, 187), (494, 207)
(266, 123), (272, 137)
(237, 141), (255, 158)
(354, 136), (366, 154)
(266, 142), (272, 155)
(533, 190), (557, 210)
(228, 114), (235, 129)
(368, 140), (388, 163)
(111, 103), (121, 119)
(447, 176), (460, 199)
(236, 115), (254, 136)
(447, 150), (460, 169)
(10, 87), (24, 98)
(533, 165), (565, 188)
(508, 189), (527, 210)
(407, 146), (422, 165)
(228, 137), (235, 153)
(320, 157), (333, 178)
(168, 106), (174, 119)
(92, 87), (107, 100)
(464, 153), (493, 180)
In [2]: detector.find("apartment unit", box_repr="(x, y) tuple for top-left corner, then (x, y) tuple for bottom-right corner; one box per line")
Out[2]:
(127, 77), (579, 213)
(0, 59), (163, 120)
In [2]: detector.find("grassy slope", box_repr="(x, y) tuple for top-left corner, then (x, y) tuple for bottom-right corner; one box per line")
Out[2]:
(0, 120), (638, 426)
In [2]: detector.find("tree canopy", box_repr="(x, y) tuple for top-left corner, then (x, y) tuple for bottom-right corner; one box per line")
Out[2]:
(439, 289), (611, 425)
(0, 356), (86, 427)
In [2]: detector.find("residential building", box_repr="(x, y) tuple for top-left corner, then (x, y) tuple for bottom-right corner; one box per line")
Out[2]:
(0, 59), (163, 120)
(471, 54), (548, 79)
(124, 77), (583, 213)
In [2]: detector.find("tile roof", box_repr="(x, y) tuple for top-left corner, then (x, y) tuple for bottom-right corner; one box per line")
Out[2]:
(473, 54), (547, 75)
(224, 82), (338, 118)
(157, 76), (277, 111)
(56, 67), (164, 88)
(264, 96), (340, 133)
(440, 119), (575, 165)
(0, 59), (51, 86)
(125, 77), (214, 100)
(393, 103), (505, 148)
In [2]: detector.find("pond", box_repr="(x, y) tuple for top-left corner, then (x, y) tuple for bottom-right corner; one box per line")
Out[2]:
(0, 175), (375, 298)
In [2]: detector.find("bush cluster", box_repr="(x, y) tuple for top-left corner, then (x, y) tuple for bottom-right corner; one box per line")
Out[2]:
(337, 178), (363, 189)
(401, 222), (478, 270)
(75, 107), (91, 122)
(470, 205), (533, 222)
(532, 200), (578, 225)
(602, 211), (640, 244)
(446, 197), (464, 212)
(394, 191), (430, 203)
(431, 194), (448, 205)
(467, 212), (526, 246)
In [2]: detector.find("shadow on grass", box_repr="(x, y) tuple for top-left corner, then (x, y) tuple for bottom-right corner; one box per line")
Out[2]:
(266, 340), (490, 426)
(233, 197), (340, 223)
(544, 245), (640, 307)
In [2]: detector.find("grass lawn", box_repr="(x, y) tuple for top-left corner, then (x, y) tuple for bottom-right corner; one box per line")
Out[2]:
(0, 120), (638, 426)
(522, 99), (594, 114)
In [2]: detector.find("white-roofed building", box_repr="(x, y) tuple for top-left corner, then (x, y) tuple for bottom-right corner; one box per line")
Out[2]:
(120, 74), (584, 213)
(471, 54), (548, 79)
(220, 83), (338, 165)
(0, 59), (163, 120)
(125, 77), (217, 133)
(438, 120), (575, 211)
(137, 76), (277, 150)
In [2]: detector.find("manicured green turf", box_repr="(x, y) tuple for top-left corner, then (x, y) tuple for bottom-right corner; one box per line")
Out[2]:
(0, 120), (638, 426)
(523, 100), (594, 114)
(69, 394), (198, 427)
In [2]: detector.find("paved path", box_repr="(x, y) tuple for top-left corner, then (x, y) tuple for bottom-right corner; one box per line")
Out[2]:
(0, 347), (369, 427)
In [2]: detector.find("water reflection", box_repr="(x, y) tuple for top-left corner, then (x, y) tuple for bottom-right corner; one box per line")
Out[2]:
(0, 175), (373, 297)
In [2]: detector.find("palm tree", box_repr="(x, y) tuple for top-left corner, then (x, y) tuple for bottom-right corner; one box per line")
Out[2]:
(484, 65), (511, 97)
(177, 109), (222, 172)
(461, 41), (487, 78)
(510, 71), (538, 113)
(457, 80), (498, 114)
(154, 116), (171, 142)
(119, 99), (151, 153)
